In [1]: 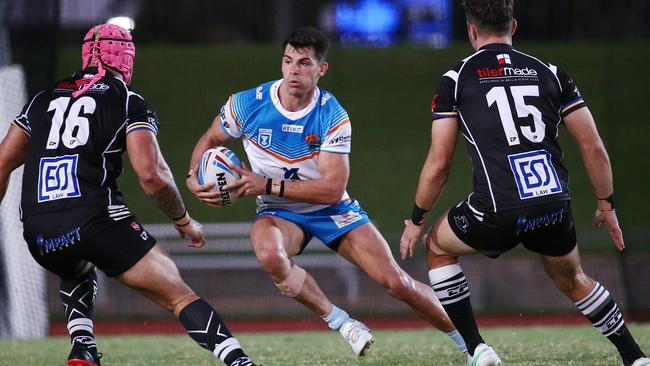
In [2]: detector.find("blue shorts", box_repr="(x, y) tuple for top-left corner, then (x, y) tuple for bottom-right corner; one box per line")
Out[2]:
(256, 199), (370, 250)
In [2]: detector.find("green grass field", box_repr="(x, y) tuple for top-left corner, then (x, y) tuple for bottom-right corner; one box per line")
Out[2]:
(2, 324), (649, 365)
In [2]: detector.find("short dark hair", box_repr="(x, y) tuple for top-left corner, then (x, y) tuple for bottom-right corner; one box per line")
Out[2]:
(282, 27), (329, 62)
(462, 0), (514, 34)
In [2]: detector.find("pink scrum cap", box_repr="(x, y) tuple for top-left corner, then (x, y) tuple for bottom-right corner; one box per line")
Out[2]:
(72, 24), (135, 98)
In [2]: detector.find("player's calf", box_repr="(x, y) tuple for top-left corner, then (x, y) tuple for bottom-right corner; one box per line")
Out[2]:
(575, 282), (646, 365)
(179, 299), (255, 366)
(274, 264), (306, 297)
(60, 267), (99, 361)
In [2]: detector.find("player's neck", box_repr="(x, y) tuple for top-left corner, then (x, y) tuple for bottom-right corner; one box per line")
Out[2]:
(278, 82), (316, 112)
(473, 35), (512, 51)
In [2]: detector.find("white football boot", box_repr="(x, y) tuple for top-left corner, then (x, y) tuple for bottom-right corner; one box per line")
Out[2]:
(339, 319), (374, 356)
(467, 343), (502, 366)
(629, 357), (650, 366)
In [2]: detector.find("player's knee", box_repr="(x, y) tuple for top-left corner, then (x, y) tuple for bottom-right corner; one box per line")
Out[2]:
(255, 247), (289, 276)
(552, 270), (591, 295)
(384, 270), (415, 301)
(274, 264), (306, 298)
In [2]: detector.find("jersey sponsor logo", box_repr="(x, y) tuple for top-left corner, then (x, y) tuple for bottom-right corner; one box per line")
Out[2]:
(219, 106), (230, 129)
(256, 86), (263, 100)
(508, 150), (562, 199)
(516, 208), (564, 235)
(282, 167), (301, 180)
(38, 155), (81, 203)
(331, 211), (363, 229)
(496, 53), (511, 65)
(56, 81), (77, 91)
(281, 124), (304, 133)
(76, 82), (110, 92)
(477, 66), (538, 78)
(328, 135), (351, 145)
(305, 133), (320, 150)
(36, 226), (81, 254)
(258, 128), (273, 148)
(321, 92), (332, 106)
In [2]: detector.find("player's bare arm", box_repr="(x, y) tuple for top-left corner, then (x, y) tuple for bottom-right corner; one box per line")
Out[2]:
(564, 107), (624, 250)
(127, 129), (206, 247)
(0, 124), (29, 201)
(400, 117), (458, 259)
(186, 115), (232, 206)
(227, 151), (348, 205)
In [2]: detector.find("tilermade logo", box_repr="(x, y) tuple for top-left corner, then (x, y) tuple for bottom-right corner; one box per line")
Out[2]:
(476, 66), (538, 78)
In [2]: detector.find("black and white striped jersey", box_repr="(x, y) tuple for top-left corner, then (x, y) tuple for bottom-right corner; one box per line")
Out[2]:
(431, 43), (586, 212)
(13, 68), (159, 220)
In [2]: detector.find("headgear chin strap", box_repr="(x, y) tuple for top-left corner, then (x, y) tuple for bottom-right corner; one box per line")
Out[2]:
(72, 24), (135, 98)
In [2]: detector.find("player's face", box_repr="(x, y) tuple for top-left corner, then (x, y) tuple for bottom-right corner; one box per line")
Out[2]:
(281, 45), (328, 98)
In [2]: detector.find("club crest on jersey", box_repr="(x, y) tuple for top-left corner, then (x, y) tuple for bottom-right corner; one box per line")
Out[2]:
(258, 128), (273, 148)
(453, 215), (469, 233)
(497, 53), (511, 65)
(305, 134), (320, 150)
(130, 221), (141, 231)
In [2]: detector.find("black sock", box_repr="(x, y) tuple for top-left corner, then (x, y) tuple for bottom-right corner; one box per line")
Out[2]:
(429, 264), (483, 355)
(576, 282), (645, 365)
(60, 270), (98, 349)
(179, 298), (249, 366)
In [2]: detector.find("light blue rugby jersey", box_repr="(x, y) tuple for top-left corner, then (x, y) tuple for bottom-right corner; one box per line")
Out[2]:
(219, 79), (352, 213)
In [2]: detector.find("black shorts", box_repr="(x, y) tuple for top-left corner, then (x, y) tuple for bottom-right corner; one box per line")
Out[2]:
(22, 207), (156, 279)
(447, 199), (576, 258)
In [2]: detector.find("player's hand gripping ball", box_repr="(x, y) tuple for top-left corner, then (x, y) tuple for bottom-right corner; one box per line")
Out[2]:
(197, 147), (242, 205)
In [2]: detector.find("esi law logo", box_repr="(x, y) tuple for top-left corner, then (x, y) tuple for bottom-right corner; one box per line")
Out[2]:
(38, 155), (81, 202)
(508, 150), (562, 199)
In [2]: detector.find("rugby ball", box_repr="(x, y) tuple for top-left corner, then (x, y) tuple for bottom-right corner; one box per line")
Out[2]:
(197, 147), (242, 205)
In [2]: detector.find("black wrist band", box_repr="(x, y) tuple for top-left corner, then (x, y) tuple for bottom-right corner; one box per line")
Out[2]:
(265, 178), (273, 195)
(175, 220), (191, 227)
(279, 180), (285, 197)
(596, 193), (615, 210)
(411, 204), (429, 226)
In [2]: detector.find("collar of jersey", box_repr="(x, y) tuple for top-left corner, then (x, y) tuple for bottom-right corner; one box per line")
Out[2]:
(479, 43), (513, 51)
(270, 79), (320, 121)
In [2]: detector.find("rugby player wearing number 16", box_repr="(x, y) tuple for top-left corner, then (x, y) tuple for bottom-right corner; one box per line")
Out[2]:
(400, 1), (648, 365)
(0, 24), (255, 366)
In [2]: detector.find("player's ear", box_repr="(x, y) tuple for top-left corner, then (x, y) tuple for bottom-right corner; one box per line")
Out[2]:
(319, 61), (329, 78)
(467, 22), (479, 46)
(511, 19), (518, 36)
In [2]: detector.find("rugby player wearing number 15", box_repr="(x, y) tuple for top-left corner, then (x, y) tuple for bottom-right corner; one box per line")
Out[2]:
(400, 1), (648, 366)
